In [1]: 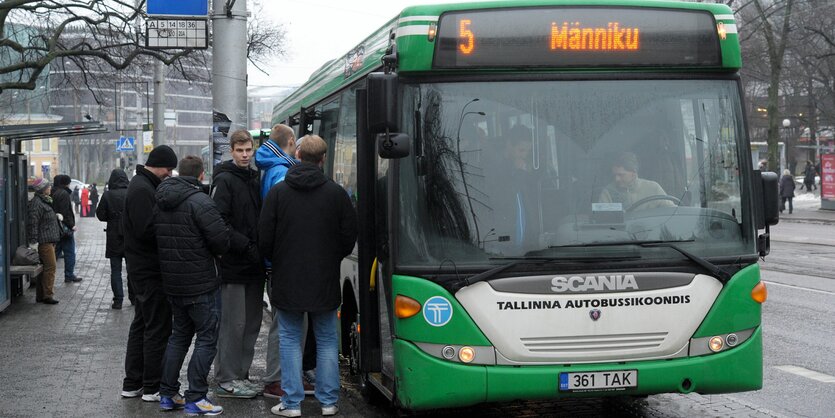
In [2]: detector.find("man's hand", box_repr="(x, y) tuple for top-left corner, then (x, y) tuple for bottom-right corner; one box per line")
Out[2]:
(28, 242), (38, 251)
(56, 213), (63, 221)
(72, 226), (78, 231)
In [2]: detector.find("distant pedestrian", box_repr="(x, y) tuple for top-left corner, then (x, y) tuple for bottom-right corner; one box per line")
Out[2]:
(72, 186), (81, 214)
(121, 145), (178, 402)
(96, 169), (131, 309)
(779, 169), (795, 214)
(80, 185), (90, 217)
(51, 174), (82, 283)
(26, 178), (61, 304)
(211, 130), (265, 399)
(804, 160), (816, 192)
(89, 183), (100, 215)
(259, 135), (357, 417)
(155, 155), (229, 414)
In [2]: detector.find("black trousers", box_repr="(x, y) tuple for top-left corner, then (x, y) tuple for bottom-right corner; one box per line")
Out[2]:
(123, 276), (173, 393)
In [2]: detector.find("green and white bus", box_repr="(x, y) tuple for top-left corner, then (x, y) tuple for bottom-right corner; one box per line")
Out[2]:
(270, 0), (779, 411)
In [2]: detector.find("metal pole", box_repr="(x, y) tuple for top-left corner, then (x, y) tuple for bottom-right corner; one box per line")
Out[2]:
(212, 0), (248, 134)
(153, 60), (166, 147)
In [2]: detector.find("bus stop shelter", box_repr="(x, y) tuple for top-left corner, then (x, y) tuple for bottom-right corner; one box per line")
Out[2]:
(0, 121), (107, 312)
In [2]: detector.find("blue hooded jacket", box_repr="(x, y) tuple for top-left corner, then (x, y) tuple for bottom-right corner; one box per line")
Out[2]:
(254, 139), (298, 198)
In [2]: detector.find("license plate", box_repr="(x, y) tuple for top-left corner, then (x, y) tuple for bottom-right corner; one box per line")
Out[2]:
(559, 370), (637, 392)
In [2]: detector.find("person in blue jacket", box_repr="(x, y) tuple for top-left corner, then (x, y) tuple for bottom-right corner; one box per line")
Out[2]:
(255, 124), (297, 199)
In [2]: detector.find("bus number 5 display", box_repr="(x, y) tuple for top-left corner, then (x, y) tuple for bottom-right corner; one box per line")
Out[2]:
(459, 19), (474, 54)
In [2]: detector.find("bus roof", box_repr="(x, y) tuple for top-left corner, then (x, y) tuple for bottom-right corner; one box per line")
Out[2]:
(273, 0), (739, 123)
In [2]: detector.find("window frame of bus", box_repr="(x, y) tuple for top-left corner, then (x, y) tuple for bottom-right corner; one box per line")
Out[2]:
(433, 6), (723, 69)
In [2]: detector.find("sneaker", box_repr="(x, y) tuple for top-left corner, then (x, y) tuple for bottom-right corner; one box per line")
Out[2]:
(270, 402), (301, 417)
(242, 379), (263, 395)
(263, 382), (286, 399)
(215, 380), (257, 398)
(160, 394), (186, 410)
(112, 300), (123, 310)
(142, 392), (161, 402)
(121, 388), (142, 398)
(42, 298), (59, 304)
(322, 404), (339, 416)
(184, 397), (223, 416)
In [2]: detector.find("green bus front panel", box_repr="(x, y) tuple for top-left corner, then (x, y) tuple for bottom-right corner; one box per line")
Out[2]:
(394, 327), (762, 410)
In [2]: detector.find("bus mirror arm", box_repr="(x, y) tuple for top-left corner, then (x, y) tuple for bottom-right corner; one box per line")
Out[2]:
(757, 226), (770, 258)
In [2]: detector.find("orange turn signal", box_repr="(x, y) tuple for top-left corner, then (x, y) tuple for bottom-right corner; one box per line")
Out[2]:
(751, 282), (768, 304)
(395, 295), (422, 319)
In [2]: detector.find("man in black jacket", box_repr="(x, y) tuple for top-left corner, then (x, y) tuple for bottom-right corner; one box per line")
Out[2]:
(259, 135), (357, 417)
(96, 168), (131, 309)
(155, 155), (229, 414)
(121, 145), (177, 402)
(51, 174), (82, 282)
(210, 130), (264, 398)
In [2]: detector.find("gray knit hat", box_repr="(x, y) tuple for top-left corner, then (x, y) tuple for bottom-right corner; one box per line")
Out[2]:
(32, 178), (50, 193)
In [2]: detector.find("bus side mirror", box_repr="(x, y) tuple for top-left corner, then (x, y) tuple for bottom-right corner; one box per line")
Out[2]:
(377, 133), (410, 159)
(367, 73), (398, 133)
(761, 171), (779, 227)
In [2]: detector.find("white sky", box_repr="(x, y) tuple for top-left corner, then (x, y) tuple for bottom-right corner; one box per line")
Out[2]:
(246, 0), (481, 87)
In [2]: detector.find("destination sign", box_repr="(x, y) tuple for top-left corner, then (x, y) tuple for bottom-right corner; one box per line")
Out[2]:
(434, 8), (722, 68)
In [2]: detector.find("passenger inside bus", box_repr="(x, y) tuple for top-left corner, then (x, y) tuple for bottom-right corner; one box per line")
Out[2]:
(597, 151), (677, 211)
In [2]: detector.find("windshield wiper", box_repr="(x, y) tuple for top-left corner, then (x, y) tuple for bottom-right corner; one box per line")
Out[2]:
(446, 254), (641, 293)
(552, 240), (732, 284)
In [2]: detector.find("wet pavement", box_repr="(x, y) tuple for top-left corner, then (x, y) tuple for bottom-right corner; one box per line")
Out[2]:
(0, 212), (825, 417)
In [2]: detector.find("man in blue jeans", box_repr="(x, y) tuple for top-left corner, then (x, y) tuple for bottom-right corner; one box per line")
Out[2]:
(154, 156), (230, 415)
(259, 135), (357, 417)
(51, 174), (82, 283)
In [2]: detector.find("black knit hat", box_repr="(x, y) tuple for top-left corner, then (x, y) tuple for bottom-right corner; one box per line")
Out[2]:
(145, 145), (178, 169)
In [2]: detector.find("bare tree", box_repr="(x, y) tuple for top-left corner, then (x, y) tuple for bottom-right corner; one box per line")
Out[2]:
(246, 1), (288, 75)
(0, 0), (195, 93)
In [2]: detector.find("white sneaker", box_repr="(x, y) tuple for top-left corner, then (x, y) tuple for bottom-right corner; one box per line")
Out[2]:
(322, 404), (339, 416)
(121, 388), (142, 398)
(141, 391), (160, 402)
(270, 402), (301, 417)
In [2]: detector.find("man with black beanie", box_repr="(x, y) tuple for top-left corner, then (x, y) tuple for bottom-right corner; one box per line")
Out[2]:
(121, 144), (178, 402)
(51, 174), (82, 282)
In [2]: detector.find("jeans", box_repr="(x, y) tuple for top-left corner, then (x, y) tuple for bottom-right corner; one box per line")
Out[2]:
(56, 235), (76, 280)
(110, 257), (124, 302)
(278, 309), (339, 409)
(123, 278), (172, 393)
(160, 288), (221, 403)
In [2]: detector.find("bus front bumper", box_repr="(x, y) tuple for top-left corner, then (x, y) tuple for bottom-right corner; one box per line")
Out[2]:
(393, 327), (762, 410)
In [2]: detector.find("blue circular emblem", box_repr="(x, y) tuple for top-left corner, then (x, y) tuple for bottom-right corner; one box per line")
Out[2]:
(423, 296), (453, 327)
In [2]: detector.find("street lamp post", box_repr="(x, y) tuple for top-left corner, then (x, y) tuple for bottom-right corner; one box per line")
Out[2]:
(782, 118), (790, 174)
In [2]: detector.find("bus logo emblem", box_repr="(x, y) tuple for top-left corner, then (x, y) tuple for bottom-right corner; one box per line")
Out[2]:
(589, 309), (601, 321)
(423, 296), (453, 327)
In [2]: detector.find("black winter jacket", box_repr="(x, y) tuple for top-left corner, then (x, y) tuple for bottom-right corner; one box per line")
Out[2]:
(27, 193), (62, 244)
(210, 160), (264, 283)
(779, 174), (796, 198)
(155, 176), (230, 297)
(51, 184), (75, 231)
(96, 169), (129, 258)
(123, 165), (163, 282)
(259, 162), (357, 312)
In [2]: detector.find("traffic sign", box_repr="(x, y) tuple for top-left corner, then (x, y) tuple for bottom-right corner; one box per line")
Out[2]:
(117, 136), (136, 152)
(147, 0), (208, 17)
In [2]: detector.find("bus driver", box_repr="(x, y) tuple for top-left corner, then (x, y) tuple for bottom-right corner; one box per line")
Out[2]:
(598, 151), (674, 211)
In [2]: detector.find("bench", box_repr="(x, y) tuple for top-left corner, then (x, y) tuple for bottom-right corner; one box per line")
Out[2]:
(9, 264), (43, 297)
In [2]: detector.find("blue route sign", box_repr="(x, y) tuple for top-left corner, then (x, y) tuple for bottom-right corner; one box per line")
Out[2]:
(117, 136), (136, 152)
(147, 0), (208, 17)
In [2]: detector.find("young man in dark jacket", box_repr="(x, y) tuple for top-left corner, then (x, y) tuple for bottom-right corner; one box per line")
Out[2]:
(121, 145), (178, 402)
(51, 174), (82, 282)
(259, 135), (357, 417)
(210, 130), (264, 398)
(155, 155), (230, 414)
(96, 168), (130, 309)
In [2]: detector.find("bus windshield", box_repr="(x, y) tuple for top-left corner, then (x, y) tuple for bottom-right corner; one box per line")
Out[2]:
(398, 79), (754, 267)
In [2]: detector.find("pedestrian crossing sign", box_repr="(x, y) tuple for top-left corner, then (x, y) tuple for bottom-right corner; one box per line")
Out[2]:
(117, 136), (136, 152)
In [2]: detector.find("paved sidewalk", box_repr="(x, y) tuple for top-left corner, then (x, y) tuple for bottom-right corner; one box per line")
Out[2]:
(778, 189), (835, 224)
(0, 216), (374, 418)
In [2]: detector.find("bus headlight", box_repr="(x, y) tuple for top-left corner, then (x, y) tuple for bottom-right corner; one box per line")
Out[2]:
(459, 346), (475, 363)
(708, 336), (724, 352)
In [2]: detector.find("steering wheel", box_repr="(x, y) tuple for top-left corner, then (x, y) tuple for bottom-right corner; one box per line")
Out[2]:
(626, 195), (681, 212)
